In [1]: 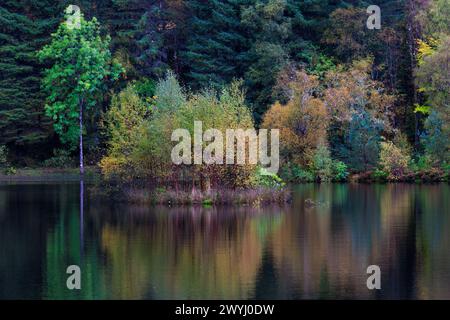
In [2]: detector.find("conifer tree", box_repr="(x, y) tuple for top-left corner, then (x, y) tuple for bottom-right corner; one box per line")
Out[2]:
(183, 0), (248, 89)
(0, 0), (62, 157)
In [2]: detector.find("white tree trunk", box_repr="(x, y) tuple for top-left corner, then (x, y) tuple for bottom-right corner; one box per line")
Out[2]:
(79, 100), (84, 176)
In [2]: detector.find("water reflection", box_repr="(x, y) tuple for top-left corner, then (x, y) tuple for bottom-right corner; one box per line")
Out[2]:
(0, 183), (449, 299)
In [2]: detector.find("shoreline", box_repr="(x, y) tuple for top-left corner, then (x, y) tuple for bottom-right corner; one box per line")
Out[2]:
(0, 167), (447, 184)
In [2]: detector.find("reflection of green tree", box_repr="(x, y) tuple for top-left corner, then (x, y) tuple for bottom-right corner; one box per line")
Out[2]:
(415, 184), (450, 299)
(45, 205), (106, 299)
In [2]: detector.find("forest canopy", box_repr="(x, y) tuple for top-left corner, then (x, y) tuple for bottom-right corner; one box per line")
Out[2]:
(0, 0), (448, 183)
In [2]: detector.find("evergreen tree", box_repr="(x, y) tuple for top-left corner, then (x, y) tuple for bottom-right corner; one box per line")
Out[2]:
(135, 1), (189, 78)
(183, 0), (248, 90)
(341, 110), (384, 171)
(0, 0), (62, 158)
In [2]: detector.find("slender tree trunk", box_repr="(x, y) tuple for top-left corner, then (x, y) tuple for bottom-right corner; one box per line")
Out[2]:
(79, 99), (84, 176)
(405, 0), (422, 148)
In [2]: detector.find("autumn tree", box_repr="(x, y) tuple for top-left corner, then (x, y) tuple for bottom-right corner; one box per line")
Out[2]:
(262, 71), (328, 168)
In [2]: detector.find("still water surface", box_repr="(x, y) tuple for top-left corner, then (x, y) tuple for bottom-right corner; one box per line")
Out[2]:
(0, 182), (449, 299)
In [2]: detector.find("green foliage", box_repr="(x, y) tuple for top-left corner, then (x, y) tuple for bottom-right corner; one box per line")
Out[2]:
(312, 144), (333, 182)
(0, 145), (9, 168)
(307, 54), (336, 79)
(418, 0), (450, 38)
(255, 167), (285, 189)
(184, 0), (246, 89)
(154, 71), (186, 113)
(0, 1), (60, 148)
(332, 161), (349, 182)
(340, 110), (383, 172)
(43, 149), (74, 168)
(133, 78), (157, 98)
(372, 168), (389, 182)
(421, 111), (449, 165)
(410, 154), (433, 173)
(416, 36), (450, 127)
(0, 145), (15, 175)
(101, 84), (150, 180)
(414, 104), (431, 115)
(281, 163), (315, 183)
(102, 74), (257, 189)
(38, 14), (123, 149)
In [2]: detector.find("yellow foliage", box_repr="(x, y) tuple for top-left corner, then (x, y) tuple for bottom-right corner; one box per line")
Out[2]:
(417, 38), (439, 66)
(263, 71), (328, 167)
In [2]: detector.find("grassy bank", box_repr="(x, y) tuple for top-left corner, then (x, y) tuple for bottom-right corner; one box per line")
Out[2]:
(124, 187), (291, 206)
(0, 166), (100, 182)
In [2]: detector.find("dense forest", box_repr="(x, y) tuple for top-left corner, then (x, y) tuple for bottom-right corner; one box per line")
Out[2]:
(0, 0), (448, 190)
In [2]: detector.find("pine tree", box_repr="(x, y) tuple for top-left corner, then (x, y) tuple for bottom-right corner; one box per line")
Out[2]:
(183, 0), (248, 90)
(0, 1), (62, 157)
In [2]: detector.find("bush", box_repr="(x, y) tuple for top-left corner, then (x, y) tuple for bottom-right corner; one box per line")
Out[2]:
(312, 144), (333, 182)
(0, 145), (15, 175)
(410, 154), (432, 173)
(340, 110), (383, 171)
(0, 145), (8, 168)
(4, 166), (16, 175)
(102, 74), (257, 190)
(422, 111), (449, 165)
(281, 163), (315, 182)
(134, 78), (156, 98)
(44, 149), (74, 168)
(332, 160), (349, 181)
(379, 140), (411, 179)
(255, 167), (285, 189)
(372, 168), (389, 182)
(100, 84), (150, 181)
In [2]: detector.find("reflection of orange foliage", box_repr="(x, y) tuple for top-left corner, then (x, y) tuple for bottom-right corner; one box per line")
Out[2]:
(99, 208), (275, 299)
(271, 186), (372, 299)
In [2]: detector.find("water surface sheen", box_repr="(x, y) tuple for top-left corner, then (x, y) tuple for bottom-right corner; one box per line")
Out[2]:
(0, 182), (449, 299)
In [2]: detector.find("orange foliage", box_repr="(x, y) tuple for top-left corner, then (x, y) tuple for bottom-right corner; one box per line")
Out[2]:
(262, 71), (328, 167)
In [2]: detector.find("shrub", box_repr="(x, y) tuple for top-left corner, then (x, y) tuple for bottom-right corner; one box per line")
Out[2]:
(100, 84), (150, 181)
(340, 110), (384, 171)
(4, 166), (16, 175)
(44, 149), (74, 168)
(133, 78), (156, 98)
(410, 154), (432, 173)
(422, 111), (449, 165)
(312, 144), (333, 182)
(154, 70), (186, 113)
(0, 145), (8, 168)
(102, 74), (257, 190)
(379, 140), (411, 179)
(332, 160), (349, 181)
(0, 145), (15, 175)
(372, 168), (389, 181)
(255, 167), (285, 189)
(280, 163), (315, 182)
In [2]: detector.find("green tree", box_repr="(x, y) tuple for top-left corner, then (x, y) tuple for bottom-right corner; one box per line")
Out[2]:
(422, 111), (449, 165)
(100, 84), (151, 180)
(183, 0), (247, 90)
(416, 35), (449, 165)
(38, 13), (123, 174)
(0, 0), (62, 158)
(342, 110), (384, 172)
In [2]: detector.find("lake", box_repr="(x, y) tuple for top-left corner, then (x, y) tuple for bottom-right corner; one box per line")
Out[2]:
(0, 182), (449, 299)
